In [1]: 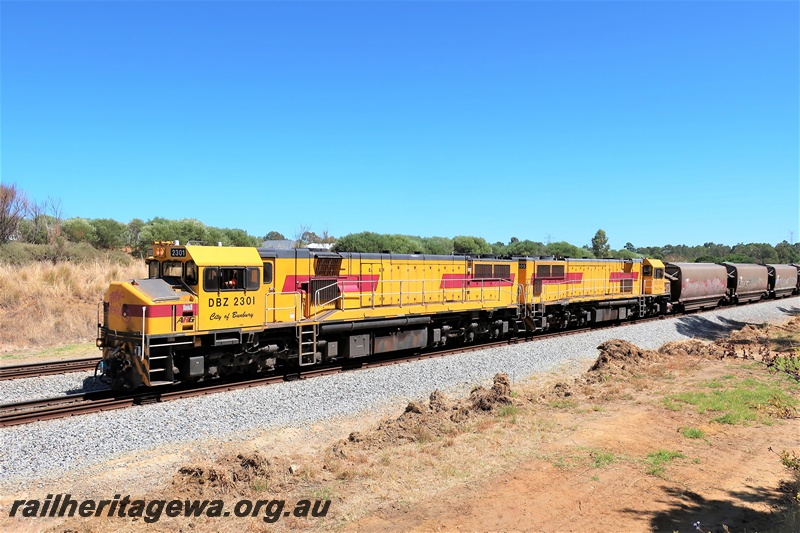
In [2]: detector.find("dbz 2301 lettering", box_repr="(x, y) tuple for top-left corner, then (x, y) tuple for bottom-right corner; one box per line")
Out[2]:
(208, 296), (255, 307)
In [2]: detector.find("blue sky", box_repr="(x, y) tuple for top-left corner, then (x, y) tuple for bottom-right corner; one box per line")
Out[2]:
(2, 1), (798, 250)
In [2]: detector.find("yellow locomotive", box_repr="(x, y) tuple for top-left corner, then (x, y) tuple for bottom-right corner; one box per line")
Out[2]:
(98, 241), (669, 389)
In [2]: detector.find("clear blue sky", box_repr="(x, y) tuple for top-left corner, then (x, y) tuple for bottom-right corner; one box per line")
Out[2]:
(2, 1), (798, 250)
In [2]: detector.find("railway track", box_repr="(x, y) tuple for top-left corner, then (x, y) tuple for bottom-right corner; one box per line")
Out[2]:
(0, 364), (362, 427)
(17, 302), (788, 429)
(0, 357), (99, 381)
(0, 320), (626, 428)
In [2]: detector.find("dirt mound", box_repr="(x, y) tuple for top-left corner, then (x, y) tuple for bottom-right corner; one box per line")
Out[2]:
(336, 390), (460, 451)
(728, 324), (769, 342)
(334, 373), (513, 451)
(785, 317), (800, 330)
(470, 373), (512, 411)
(173, 452), (293, 496)
(658, 339), (724, 358)
(536, 340), (660, 399)
(429, 389), (450, 412)
(588, 339), (659, 376)
(550, 381), (573, 398)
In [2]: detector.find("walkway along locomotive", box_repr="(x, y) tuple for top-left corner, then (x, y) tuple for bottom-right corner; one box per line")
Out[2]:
(97, 242), (798, 390)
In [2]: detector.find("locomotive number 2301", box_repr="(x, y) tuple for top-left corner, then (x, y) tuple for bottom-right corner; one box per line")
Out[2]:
(170, 248), (187, 257)
(208, 296), (256, 307)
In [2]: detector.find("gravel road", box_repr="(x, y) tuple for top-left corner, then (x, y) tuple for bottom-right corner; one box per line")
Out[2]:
(1, 297), (798, 489)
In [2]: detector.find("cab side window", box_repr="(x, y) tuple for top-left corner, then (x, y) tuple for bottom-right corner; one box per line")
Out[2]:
(655, 268), (664, 280)
(220, 268), (243, 290)
(205, 268), (248, 291)
(263, 262), (274, 284)
(204, 268), (219, 291)
(245, 267), (260, 291)
(185, 261), (198, 286)
(642, 265), (653, 276)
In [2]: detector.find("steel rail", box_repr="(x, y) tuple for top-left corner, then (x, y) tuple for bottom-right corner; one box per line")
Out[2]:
(0, 358), (99, 381)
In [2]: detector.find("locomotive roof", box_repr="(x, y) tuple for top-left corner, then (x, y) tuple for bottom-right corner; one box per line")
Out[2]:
(256, 248), (645, 263)
(185, 245), (262, 266)
(257, 248), (479, 262)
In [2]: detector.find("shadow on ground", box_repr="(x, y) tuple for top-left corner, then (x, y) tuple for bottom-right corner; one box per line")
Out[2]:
(65, 375), (110, 395)
(777, 306), (800, 317)
(624, 484), (796, 533)
(675, 316), (754, 341)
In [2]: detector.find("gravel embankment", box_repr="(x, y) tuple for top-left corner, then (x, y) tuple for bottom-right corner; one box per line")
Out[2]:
(0, 371), (110, 405)
(1, 297), (798, 488)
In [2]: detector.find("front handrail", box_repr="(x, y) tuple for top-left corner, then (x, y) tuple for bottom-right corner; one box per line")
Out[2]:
(264, 291), (303, 324)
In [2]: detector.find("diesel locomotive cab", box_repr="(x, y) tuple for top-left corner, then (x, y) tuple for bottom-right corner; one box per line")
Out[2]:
(97, 241), (199, 389)
(98, 241), (269, 390)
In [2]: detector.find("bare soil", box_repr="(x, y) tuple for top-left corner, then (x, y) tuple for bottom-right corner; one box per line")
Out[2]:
(2, 320), (799, 533)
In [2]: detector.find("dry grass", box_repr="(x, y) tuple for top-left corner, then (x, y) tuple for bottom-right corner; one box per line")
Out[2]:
(0, 260), (145, 355)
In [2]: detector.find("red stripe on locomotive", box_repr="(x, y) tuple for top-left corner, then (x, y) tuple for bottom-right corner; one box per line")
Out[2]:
(609, 272), (639, 282)
(282, 275), (380, 293)
(440, 274), (515, 289)
(530, 273), (583, 284)
(124, 304), (198, 318)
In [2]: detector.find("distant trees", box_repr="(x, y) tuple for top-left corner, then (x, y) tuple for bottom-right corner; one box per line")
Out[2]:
(3, 184), (800, 265)
(127, 218), (144, 249)
(13, 197), (63, 245)
(334, 232), (425, 254)
(548, 241), (592, 259)
(0, 184), (29, 242)
(133, 218), (259, 253)
(61, 218), (96, 244)
(591, 229), (610, 258)
(453, 236), (492, 255)
(424, 236), (455, 255)
(334, 232), (471, 255)
(333, 234), (596, 258)
(55, 216), (261, 254)
(775, 241), (800, 263)
(92, 218), (128, 249)
(633, 241), (800, 264)
(263, 231), (286, 241)
(506, 240), (546, 257)
(330, 232), (800, 264)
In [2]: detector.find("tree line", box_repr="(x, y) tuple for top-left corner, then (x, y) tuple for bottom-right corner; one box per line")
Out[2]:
(2, 183), (799, 264)
(332, 231), (800, 264)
